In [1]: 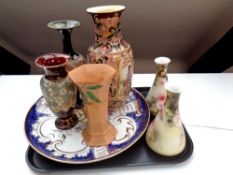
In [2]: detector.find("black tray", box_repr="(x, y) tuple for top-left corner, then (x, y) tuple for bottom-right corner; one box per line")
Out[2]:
(25, 87), (194, 173)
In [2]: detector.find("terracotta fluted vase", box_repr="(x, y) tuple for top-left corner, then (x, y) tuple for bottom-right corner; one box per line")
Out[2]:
(146, 57), (171, 116)
(35, 53), (78, 130)
(146, 83), (186, 156)
(86, 5), (134, 109)
(68, 64), (117, 146)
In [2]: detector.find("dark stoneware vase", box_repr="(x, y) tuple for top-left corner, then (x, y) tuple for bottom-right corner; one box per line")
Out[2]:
(47, 20), (85, 71)
(86, 5), (134, 109)
(47, 20), (85, 107)
(35, 53), (78, 130)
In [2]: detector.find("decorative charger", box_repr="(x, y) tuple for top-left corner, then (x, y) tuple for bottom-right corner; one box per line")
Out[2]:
(24, 89), (150, 164)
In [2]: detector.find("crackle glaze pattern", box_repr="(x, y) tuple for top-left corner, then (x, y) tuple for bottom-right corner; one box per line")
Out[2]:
(40, 77), (77, 113)
(35, 53), (78, 130)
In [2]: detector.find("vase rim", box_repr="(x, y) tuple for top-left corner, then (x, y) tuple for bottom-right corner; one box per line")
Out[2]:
(154, 57), (171, 65)
(35, 53), (70, 69)
(68, 64), (116, 84)
(86, 5), (125, 14)
(165, 82), (182, 94)
(47, 20), (80, 30)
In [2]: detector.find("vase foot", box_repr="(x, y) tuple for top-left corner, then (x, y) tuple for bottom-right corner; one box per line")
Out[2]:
(55, 114), (78, 130)
(82, 123), (117, 147)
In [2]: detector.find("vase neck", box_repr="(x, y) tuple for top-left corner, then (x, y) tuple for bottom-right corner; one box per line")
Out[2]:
(92, 13), (123, 48)
(164, 91), (180, 119)
(58, 29), (76, 57)
(156, 63), (169, 81)
(35, 53), (69, 80)
(44, 67), (67, 80)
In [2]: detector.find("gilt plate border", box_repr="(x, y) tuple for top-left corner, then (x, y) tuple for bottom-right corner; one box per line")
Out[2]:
(24, 88), (150, 164)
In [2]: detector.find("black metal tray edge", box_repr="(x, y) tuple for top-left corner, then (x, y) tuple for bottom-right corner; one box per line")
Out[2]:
(25, 87), (194, 173)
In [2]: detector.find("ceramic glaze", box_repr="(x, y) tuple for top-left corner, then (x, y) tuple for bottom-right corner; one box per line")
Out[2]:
(68, 64), (117, 146)
(35, 56), (67, 67)
(25, 89), (150, 164)
(48, 20), (85, 107)
(87, 5), (134, 109)
(86, 5), (125, 13)
(47, 20), (85, 71)
(146, 83), (186, 156)
(35, 53), (78, 130)
(146, 57), (171, 116)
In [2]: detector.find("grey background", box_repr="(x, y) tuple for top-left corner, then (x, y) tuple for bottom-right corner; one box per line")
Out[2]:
(0, 0), (232, 74)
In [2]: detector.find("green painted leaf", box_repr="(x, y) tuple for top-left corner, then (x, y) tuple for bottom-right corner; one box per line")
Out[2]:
(86, 91), (101, 103)
(87, 85), (102, 90)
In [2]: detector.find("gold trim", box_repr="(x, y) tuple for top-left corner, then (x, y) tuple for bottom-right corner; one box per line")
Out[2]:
(24, 88), (150, 164)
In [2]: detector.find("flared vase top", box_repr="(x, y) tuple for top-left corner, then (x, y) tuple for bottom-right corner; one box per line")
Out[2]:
(35, 53), (70, 78)
(47, 20), (80, 30)
(164, 82), (182, 112)
(165, 82), (182, 94)
(35, 53), (70, 68)
(86, 5), (125, 14)
(68, 64), (116, 85)
(68, 64), (117, 147)
(87, 5), (126, 48)
(154, 57), (171, 65)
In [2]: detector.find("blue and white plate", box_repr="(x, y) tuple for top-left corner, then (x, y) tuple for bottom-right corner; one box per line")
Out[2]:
(24, 89), (150, 164)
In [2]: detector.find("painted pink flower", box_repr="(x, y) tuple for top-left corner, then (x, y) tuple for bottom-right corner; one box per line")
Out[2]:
(158, 95), (166, 101)
(173, 115), (181, 127)
(160, 80), (165, 85)
(116, 32), (122, 38)
(88, 54), (96, 63)
(121, 40), (129, 48)
(100, 45), (111, 53)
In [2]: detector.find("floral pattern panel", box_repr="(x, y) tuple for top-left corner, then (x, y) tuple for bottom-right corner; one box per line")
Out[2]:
(87, 6), (134, 109)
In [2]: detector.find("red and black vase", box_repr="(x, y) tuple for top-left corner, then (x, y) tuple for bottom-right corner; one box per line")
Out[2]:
(35, 53), (78, 130)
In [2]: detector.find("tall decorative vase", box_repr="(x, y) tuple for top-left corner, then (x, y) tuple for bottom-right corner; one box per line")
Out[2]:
(145, 83), (186, 156)
(35, 53), (78, 130)
(48, 20), (85, 107)
(68, 64), (117, 147)
(86, 5), (134, 109)
(47, 20), (85, 71)
(146, 57), (171, 116)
